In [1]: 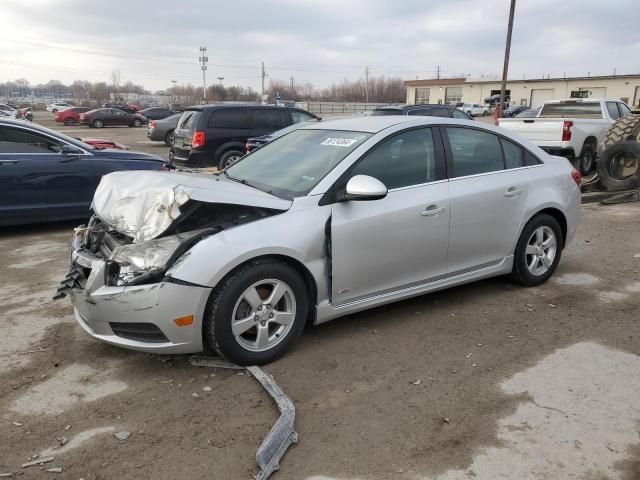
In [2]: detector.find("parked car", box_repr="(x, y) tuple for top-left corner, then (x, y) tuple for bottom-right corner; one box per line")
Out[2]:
(498, 98), (632, 174)
(60, 115), (580, 365)
(515, 108), (540, 118)
(55, 107), (93, 125)
(245, 118), (322, 153)
(371, 104), (473, 120)
(485, 94), (511, 106)
(102, 103), (138, 113)
(80, 108), (147, 128)
(46, 102), (73, 113)
(171, 105), (319, 169)
(139, 107), (176, 121)
(0, 103), (19, 118)
(0, 119), (167, 226)
(147, 113), (181, 145)
(459, 103), (489, 117)
(503, 105), (530, 118)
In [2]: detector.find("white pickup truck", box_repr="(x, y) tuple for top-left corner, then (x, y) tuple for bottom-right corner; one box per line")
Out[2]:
(498, 98), (633, 174)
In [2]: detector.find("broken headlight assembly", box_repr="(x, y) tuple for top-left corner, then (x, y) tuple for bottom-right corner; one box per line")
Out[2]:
(107, 229), (209, 286)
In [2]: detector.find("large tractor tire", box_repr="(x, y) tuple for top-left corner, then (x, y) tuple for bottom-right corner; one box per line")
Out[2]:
(597, 141), (640, 191)
(602, 115), (640, 151)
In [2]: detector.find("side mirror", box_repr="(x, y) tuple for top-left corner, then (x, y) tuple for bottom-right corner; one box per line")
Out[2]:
(341, 175), (388, 201)
(61, 144), (83, 155)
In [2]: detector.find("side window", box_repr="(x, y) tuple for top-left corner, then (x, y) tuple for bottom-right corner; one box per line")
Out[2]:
(252, 109), (288, 129)
(291, 110), (315, 124)
(350, 128), (437, 190)
(618, 103), (631, 117)
(501, 138), (524, 168)
(208, 108), (248, 128)
(452, 109), (469, 119)
(525, 151), (541, 166)
(606, 102), (621, 120)
(0, 126), (62, 153)
(445, 127), (504, 178)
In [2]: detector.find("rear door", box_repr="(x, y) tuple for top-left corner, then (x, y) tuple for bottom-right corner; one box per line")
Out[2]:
(443, 126), (530, 273)
(330, 127), (450, 304)
(111, 109), (129, 125)
(250, 108), (289, 137)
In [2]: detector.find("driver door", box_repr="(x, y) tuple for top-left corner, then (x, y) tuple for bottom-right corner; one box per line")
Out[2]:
(330, 127), (450, 305)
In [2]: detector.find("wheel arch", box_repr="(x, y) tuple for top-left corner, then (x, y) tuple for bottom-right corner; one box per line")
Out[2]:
(213, 141), (246, 162)
(583, 135), (597, 150)
(525, 207), (567, 246)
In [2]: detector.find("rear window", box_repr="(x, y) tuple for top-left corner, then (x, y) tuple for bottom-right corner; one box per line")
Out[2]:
(207, 108), (248, 128)
(539, 102), (603, 119)
(371, 109), (403, 116)
(251, 108), (288, 129)
(177, 110), (202, 131)
(430, 108), (451, 117)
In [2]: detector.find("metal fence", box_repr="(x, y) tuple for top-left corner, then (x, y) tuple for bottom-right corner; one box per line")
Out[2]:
(296, 101), (398, 116)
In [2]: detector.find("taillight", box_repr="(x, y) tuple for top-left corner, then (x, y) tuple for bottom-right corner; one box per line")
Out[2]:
(161, 163), (168, 171)
(150, 121), (157, 129)
(562, 120), (573, 142)
(245, 142), (251, 152)
(571, 168), (581, 186)
(192, 131), (206, 149)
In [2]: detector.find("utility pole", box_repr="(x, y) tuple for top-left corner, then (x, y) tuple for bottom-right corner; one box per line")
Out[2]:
(499, 0), (516, 118)
(290, 76), (295, 99)
(436, 65), (441, 80)
(261, 61), (268, 97)
(199, 46), (208, 102)
(171, 79), (177, 105)
(365, 66), (370, 103)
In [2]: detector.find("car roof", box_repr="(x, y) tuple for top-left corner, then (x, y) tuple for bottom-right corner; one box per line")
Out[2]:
(374, 104), (452, 112)
(296, 115), (457, 133)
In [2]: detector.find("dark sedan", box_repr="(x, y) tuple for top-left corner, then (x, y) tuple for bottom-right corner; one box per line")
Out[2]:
(80, 108), (147, 128)
(139, 107), (176, 120)
(0, 119), (168, 226)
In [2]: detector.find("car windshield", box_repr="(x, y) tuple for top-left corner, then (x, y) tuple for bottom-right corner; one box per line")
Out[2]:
(225, 129), (372, 198)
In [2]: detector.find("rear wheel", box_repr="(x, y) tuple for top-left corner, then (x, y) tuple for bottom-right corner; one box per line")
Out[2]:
(52, 108), (58, 113)
(64, 118), (75, 126)
(92, 119), (103, 128)
(578, 143), (596, 175)
(511, 214), (563, 287)
(203, 259), (308, 365)
(132, 119), (142, 127)
(217, 149), (244, 170)
(164, 130), (175, 146)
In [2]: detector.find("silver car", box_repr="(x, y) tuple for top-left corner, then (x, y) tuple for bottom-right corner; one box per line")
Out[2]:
(146, 113), (181, 145)
(61, 116), (581, 365)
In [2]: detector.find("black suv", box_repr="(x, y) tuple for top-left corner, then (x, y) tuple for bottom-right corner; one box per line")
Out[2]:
(171, 105), (318, 169)
(371, 104), (473, 119)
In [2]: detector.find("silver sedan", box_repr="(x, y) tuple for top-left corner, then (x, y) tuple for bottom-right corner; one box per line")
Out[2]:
(62, 116), (581, 365)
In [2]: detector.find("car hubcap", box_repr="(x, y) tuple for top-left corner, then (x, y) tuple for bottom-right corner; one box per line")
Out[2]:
(226, 155), (241, 167)
(231, 279), (296, 352)
(525, 226), (557, 276)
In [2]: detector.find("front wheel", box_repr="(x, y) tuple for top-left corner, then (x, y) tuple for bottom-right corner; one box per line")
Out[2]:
(203, 259), (308, 365)
(92, 119), (103, 128)
(132, 119), (142, 127)
(64, 118), (75, 126)
(217, 149), (244, 170)
(511, 214), (563, 287)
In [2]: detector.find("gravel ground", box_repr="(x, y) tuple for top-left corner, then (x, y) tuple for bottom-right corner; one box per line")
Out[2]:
(0, 114), (639, 479)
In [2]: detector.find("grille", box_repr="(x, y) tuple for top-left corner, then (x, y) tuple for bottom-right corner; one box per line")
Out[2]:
(109, 322), (169, 343)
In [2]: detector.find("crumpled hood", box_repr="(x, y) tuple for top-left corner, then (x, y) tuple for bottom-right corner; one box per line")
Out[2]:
(92, 170), (292, 243)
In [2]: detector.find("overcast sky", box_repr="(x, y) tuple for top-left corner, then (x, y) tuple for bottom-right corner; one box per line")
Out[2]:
(1, 0), (639, 93)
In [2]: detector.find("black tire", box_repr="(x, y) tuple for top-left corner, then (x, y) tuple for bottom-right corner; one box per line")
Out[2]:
(578, 142), (596, 175)
(217, 149), (245, 170)
(164, 130), (175, 146)
(602, 115), (640, 151)
(132, 119), (142, 127)
(64, 118), (75, 126)
(92, 119), (103, 128)
(597, 141), (640, 191)
(203, 259), (309, 365)
(52, 108), (58, 113)
(511, 214), (563, 287)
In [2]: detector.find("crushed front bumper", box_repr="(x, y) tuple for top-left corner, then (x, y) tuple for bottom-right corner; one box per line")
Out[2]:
(58, 227), (211, 354)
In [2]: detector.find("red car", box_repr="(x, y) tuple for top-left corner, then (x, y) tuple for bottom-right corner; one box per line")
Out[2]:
(55, 107), (93, 126)
(81, 138), (130, 150)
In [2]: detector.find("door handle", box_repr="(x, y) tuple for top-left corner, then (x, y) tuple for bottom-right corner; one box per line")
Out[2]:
(421, 205), (445, 217)
(0, 159), (19, 165)
(504, 187), (523, 197)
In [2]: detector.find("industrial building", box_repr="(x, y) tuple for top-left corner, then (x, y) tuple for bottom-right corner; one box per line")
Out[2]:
(405, 74), (640, 108)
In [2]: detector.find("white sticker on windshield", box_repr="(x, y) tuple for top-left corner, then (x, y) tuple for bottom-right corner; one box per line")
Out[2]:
(321, 137), (357, 147)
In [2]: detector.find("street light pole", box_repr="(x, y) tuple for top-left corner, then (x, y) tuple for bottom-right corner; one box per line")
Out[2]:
(217, 77), (224, 86)
(199, 46), (208, 103)
(499, 0), (516, 118)
(171, 80), (177, 104)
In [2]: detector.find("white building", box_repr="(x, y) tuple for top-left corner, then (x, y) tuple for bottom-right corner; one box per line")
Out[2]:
(405, 74), (640, 108)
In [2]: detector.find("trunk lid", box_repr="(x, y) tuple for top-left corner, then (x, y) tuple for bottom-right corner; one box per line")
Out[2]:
(172, 110), (202, 159)
(498, 118), (565, 143)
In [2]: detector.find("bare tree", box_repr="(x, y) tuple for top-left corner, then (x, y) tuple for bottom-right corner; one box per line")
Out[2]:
(110, 70), (121, 101)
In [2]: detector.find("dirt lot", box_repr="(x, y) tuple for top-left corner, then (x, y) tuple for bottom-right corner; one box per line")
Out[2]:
(1, 114), (639, 479)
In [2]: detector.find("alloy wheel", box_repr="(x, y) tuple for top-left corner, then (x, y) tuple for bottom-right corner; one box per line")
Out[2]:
(231, 279), (296, 352)
(525, 226), (557, 276)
